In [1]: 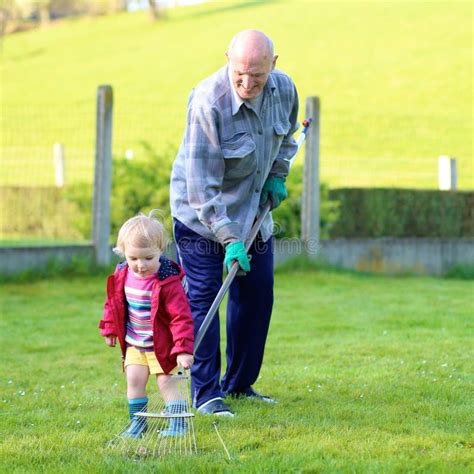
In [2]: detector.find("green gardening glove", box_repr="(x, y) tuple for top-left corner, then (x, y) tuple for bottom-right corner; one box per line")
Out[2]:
(259, 176), (288, 210)
(224, 241), (250, 273)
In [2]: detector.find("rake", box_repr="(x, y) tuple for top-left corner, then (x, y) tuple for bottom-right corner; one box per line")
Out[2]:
(106, 372), (197, 458)
(106, 118), (312, 459)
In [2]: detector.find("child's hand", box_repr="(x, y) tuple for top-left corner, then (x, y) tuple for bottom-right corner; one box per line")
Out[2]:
(177, 353), (194, 370)
(105, 335), (117, 347)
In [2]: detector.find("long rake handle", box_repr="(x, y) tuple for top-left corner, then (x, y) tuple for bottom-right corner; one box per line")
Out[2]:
(193, 118), (312, 355)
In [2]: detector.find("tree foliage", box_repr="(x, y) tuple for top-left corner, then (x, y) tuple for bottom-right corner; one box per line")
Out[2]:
(1, 0), (128, 32)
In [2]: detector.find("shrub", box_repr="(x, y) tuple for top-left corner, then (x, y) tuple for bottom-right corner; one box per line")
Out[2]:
(66, 142), (175, 241)
(110, 142), (175, 239)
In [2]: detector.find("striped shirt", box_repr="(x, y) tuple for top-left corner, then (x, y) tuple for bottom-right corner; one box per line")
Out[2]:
(170, 65), (299, 245)
(124, 270), (155, 350)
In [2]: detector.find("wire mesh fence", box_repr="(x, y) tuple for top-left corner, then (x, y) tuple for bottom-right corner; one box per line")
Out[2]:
(1, 100), (95, 187)
(0, 93), (183, 243)
(1, 90), (469, 244)
(1, 99), (94, 242)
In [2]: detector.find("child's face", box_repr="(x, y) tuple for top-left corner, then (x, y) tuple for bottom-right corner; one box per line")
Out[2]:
(124, 244), (161, 277)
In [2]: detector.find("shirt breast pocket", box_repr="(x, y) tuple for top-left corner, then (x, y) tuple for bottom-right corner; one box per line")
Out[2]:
(273, 120), (291, 138)
(269, 120), (291, 161)
(221, 132), (257, 180)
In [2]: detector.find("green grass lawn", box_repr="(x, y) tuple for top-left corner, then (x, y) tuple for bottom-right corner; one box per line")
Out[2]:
(1, 0), (472, 188)
(1, 267), (473, 472)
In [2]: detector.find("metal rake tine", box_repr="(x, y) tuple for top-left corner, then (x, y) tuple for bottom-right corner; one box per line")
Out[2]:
(212, 421), (232, 461)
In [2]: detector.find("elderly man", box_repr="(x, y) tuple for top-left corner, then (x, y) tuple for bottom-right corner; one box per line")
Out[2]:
(170, 30), (299, 416)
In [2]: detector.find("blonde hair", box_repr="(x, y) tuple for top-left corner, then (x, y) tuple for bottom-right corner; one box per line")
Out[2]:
(114, 210), (166, 257)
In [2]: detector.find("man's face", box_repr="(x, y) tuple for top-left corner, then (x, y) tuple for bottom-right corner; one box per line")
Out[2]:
(228, 54), (276, 100)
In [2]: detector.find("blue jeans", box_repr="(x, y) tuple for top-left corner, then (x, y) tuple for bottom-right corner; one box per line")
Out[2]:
(173, 219), (274, 408)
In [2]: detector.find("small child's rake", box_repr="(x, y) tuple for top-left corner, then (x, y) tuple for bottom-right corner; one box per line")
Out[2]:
(107, 372), (197, 458)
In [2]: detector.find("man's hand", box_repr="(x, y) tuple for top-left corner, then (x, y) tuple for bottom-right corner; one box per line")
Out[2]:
(105, 335), (117, 347)
(177, 353), (194, 370)
(224, 241), (250, 273)
(259, 176), (288, 210)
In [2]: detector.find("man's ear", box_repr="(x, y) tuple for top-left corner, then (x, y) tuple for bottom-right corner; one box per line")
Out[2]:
(272, 55), (278, 70)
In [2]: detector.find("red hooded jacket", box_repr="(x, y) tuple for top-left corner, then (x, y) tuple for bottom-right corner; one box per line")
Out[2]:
(99, 257), (194, 374)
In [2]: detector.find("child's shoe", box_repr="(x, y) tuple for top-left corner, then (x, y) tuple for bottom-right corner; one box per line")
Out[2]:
(160, 400), (187, 437)
(121, 417), (147, 439)
(122, 397), (148, 439)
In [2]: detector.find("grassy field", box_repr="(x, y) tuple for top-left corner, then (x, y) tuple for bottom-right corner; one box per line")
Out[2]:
(1, 0), (472, 188)
(1, 266), (473, 472)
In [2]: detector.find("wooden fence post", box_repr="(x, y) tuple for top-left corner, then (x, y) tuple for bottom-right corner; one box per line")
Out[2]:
(93, 85), (113, 266)
(53, 143), (65, 187)
(301, 96), (320, 257)
(438, 156), (457, 191)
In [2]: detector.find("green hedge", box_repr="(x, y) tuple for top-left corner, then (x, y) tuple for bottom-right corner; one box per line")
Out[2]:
(328, 188), (474, 238)
(3, 170), (473, 242)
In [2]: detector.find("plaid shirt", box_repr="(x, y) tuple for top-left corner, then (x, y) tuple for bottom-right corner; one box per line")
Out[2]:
(170, 65), (299, 244)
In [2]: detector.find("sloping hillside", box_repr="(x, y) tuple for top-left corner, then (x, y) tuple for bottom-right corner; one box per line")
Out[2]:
(1, 0), (472, 188)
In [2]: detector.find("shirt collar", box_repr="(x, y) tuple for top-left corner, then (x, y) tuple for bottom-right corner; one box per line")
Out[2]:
(227, 66), (245, 115)
(227, 65), (276, 116)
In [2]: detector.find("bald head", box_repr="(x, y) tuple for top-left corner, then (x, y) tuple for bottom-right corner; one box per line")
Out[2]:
(227, 30), (275, 62)
(226, 30), (278, 100)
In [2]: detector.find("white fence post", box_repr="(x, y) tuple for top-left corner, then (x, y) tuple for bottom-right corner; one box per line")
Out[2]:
(301, 96), (320, 257)
(92, 85), (113, 266)
(438, 156), (457, 191)
(53, 143), (65, 187)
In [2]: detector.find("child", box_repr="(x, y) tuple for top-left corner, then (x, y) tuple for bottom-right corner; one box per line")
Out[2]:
(99, 212), (194, 438)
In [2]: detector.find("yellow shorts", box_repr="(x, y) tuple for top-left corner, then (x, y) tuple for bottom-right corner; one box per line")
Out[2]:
(124, 346), (177, 375)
